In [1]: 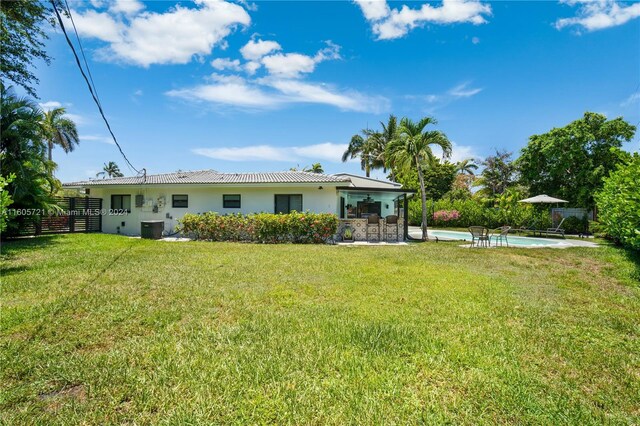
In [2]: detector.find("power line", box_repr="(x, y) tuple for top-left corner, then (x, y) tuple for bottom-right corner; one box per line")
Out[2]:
(62, 0), (102, 109)
(50, 0), (141, 175)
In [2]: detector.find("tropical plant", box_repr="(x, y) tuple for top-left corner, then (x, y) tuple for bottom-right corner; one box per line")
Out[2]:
(455, 158), (479, 176)
(0, 85), (60, 234)
(0, 173), (15, 232)
(97, 161), (124, 178)
(595, 154), (640, 250)
(304, 163), (324, 173)
(40, 107), (79, 161)
(342, 115), (397, 177)
(474, 150), (517, 199)
(386, 116), (452, 241)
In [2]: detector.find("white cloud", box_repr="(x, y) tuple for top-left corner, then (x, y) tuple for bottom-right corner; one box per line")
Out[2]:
(67, 0), (250, 66)
(240, 38), (282, 61)
(261, 41), (340, 78)
(621, 91), (640, 107)
(556, 0), (640, 31)
(355, 0), (391, 21)
(471, 36), (480, 44)
(81, 134), (115, 145)
(355, 0), (492, 40)
(431, 142), (478, 163)
(167, 79), (283, 109)
(192, 142), (348, 162)
(39, 101), (63, 110)
(408, 81), (483, 112)
(211, 57), (242, 71)
(448, 82), (482, 98)
(244, 61), (262, 75)
(263, 79), (389, 113)
(167, 76), (389, 113)
(109, 0), (144, 16)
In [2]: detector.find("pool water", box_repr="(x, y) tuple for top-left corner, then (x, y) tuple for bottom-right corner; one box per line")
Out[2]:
(426, 229), (568, 247)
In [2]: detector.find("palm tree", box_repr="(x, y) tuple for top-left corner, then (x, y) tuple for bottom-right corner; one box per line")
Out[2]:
(455, 158), (479, 176)
(341, 115), (397, 177)
(40, 107), (79, 162)
(386, 117), (452, 241)
(97, 161), (124, 178)
(304, 163), (324, 173)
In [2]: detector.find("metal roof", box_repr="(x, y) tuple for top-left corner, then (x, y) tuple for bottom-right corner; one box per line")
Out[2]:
(63, 170), (351, 187)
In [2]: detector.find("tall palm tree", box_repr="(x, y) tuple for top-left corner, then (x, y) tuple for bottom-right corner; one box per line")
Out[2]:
(341, 115), (397, 177)
(386, 117), (452, 241)
(455, 158), (479, 175)
(40, 107), (79, 161)
(304, 163), (324, 173)
(97, 161), (124, 178)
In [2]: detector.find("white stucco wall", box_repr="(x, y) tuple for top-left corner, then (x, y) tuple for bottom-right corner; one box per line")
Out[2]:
(87, 184), (339, 235)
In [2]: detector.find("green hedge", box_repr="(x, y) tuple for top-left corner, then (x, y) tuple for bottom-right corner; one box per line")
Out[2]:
(177, 211), (339, 244)
(408, 198), (551, 229)
(595, 155), (640, 250)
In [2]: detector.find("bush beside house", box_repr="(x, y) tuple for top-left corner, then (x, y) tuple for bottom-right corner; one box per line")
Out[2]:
(177, 211), (339, 244)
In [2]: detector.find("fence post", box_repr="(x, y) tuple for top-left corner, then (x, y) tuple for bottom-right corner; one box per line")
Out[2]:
(69, 197), (75, 233)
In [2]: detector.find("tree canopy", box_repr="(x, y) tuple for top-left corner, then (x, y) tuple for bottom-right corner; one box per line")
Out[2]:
(518, 112), (635, 208)
(0, 1), (59, 97)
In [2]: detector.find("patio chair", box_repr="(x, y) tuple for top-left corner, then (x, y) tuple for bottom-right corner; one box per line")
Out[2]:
(542, 218), (566, 238)
(384, 215), (399, 242)
(490, 226), (511, 247)
(469, 226), (490, 248)
(366, 214), (381, 242)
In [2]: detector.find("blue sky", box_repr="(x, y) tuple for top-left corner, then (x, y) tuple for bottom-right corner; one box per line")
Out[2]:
(32, 0), (640, 183)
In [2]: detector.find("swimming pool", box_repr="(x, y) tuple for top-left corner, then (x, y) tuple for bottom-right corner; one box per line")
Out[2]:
(426, 229), (569, 248)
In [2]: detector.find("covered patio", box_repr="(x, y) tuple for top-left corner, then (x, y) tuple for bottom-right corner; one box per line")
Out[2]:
(336, 187), (415, 242)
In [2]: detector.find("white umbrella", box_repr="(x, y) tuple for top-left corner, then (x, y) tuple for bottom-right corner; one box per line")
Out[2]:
(518, 194), (568, 204)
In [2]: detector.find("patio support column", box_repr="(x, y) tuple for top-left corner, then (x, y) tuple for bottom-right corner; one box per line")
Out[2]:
(403, 194), (408, 241)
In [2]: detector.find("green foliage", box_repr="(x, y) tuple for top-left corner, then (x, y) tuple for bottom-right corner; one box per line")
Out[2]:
(562, 215), (589, 235)
(1, 86), (60, 235)
(342, 115), (397, 177)
(177, 211), (339, 244)
(0, 173), (15, 232)
(0, 1), (59, 97)
(407, 196), (551, 230)
(595, 154), (640, 250)
(41, 107), (79, 161)
(474, 150), (517, 199)
(518, 112), (636, 208)
(97, 161), (124, 178)
(387, 116), (452, 240)
(393, 160), (456, 201)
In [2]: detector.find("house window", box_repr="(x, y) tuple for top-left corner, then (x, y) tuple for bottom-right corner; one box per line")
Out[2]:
(172, 194), (188, 208)
(275, 194), (302, 214)
(223, 194), (241, 208)
(111, 194), (131, 213)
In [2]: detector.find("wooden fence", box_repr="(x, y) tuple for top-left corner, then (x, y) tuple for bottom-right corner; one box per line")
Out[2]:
(17, 197), (103, 235)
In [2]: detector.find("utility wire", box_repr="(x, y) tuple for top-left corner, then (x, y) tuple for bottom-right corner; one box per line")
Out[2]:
(50, 0), (141, 175)
(62, 0), (102, 108)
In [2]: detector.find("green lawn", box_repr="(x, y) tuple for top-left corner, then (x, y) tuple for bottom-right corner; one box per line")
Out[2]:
(1, 234), (639, 424)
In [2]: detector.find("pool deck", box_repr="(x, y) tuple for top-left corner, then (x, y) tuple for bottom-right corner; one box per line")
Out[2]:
(408, 227), (599, 248)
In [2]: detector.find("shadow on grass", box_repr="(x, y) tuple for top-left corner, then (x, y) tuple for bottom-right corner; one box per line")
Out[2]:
(622, 247), (640, 283)
(1, 235), (62, 259)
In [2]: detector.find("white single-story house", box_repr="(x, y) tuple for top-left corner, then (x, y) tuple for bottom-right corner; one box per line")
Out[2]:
(63, 170), (415, 241)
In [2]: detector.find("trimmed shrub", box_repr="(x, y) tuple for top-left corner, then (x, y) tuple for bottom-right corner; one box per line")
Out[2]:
(595, 155), (640, 250)
(408, 197), (551, 229)
(177, 211), (338, 244)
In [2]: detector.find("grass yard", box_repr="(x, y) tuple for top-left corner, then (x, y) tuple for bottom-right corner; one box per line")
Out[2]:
(1, 234), (639, 424)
